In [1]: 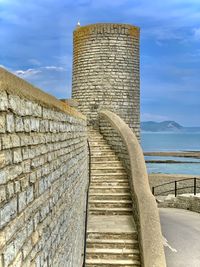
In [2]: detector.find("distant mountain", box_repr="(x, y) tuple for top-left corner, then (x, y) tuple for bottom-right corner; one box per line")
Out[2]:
(141, 121), (183, 132)
(141, 121), (200, 132)
(182, 127), (200, 133)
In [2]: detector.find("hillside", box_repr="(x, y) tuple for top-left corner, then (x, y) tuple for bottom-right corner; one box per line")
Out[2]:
(141, 121), (183, 132)
(141, 121), (200, 132)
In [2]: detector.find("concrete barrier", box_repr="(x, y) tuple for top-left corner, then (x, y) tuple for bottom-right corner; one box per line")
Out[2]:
(99, 110), (166, 267)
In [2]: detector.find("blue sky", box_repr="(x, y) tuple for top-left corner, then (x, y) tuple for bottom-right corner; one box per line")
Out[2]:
(1, 0), (200, 126)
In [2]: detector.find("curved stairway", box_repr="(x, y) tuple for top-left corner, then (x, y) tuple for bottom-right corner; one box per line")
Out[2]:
(85, 130), (141, 267)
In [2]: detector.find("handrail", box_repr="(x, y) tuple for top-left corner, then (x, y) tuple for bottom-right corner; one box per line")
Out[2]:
(152, 177), (200, 197)
(82, 139), (91, 267)
(99, 110), (166, 267)
(153, 177), (200, 189)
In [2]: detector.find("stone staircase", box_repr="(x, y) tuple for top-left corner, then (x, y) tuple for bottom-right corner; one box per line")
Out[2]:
(85, 129), (141, 266)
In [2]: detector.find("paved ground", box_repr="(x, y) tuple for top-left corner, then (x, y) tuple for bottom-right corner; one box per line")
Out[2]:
(88, 215), (136, 233)
(159, 208), (200, 267)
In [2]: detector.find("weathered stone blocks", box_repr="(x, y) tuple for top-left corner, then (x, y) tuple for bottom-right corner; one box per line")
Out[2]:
(0, 78), (88, 267)
(72, 23), (140, 140)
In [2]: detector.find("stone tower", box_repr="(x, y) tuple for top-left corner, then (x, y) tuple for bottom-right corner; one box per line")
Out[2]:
(72, 23), (140, 139)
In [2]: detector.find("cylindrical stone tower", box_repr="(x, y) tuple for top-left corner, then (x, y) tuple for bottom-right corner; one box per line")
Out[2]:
(72, 23), (140, 139)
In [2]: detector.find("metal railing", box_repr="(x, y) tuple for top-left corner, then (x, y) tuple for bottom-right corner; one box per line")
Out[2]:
(82, 139), (91, 267)
(152, 177), (200, 197)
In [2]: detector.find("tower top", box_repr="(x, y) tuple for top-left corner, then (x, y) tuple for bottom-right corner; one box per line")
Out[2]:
(72, 22), (140, 138)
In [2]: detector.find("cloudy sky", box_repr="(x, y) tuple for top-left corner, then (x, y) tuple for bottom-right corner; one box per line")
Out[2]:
(1, 0), (200, 126)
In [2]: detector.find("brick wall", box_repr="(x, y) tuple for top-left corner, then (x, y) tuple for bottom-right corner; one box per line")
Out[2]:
(0, 68), (88, 267)
(72, 23), (140, 140)
(159, 195), (200, 213)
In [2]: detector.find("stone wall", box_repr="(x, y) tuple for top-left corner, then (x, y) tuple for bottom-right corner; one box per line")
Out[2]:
(72, 23), (140, 140)
(0, 68), (88, 267)
(99, 110), (166, 267)
(149, 174), (200, 196)
(159, 195), (200, 213)
(99, 114), (141, 236)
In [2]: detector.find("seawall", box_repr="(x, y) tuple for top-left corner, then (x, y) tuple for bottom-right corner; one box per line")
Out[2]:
(0, 68), (88, 267)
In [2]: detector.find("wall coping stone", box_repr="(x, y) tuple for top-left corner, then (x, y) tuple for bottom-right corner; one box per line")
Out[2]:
(0, 67), (86, 120)
(100, 110), (166, 267)
(74, 22), (140, 36)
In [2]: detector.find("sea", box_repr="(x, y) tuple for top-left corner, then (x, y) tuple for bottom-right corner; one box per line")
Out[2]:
(141, 132), (200, 175)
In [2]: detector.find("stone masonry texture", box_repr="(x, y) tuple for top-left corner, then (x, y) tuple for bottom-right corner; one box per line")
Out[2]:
(0, 69), (88, 267)
(72, 23), (140, 140)
(159, 195), (200, 213)
(99, 117), (140, 231)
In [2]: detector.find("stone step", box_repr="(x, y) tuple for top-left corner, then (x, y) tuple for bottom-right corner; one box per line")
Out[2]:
(91, 178), (128, 183)
(89, 139), (105, 143)
(91, 152), (117, 157)
(89, 141), (109, 145)
(91, 178), (129, 183)
(89, 136), (105, 140)
(90, 147), (113, 150)
(91, 154), (117, 159)
(87, 131), (141, 266)
(88, 130), (100, 133)
(91, 161), (123, 167)
(86, 239), (139, 249)
(89, 141), (107, 144)
(89, 207), (132, 215)
(90, 182), (129, 187)
(89, 186), (130, 194)
(90, 143), (110, 145)
(91, 166), (125, 171)
(91, 150), (113, 154)
(89, 193), (132, 201)
(89, 200), (132, 209)
(86, 248), (140, 260)
(89, 199), (132, 204)
(89, 135), (103, 138)
(91, 173), (128, 179)
(85, 258), (141, 266)
(88, 132), (103, 135)
(91, 157), (119, 162)
(87, 232), (138, 240)
(90, 146), (112, 150)
(91, 169), (127, 175)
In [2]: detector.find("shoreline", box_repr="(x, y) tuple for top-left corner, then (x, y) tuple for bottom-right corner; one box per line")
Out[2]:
(144, 151), (200, 158)
(146, 160), (200, 164)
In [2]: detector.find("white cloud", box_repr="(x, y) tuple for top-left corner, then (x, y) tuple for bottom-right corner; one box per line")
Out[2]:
(43, 66), (65, 71)
(193, 27), (200, 40)
(15, 68), (41, 78)
(14, 65), (65, 79)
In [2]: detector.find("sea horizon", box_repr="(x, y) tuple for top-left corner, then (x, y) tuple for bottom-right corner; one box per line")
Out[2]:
(141, 132), (200, 175)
